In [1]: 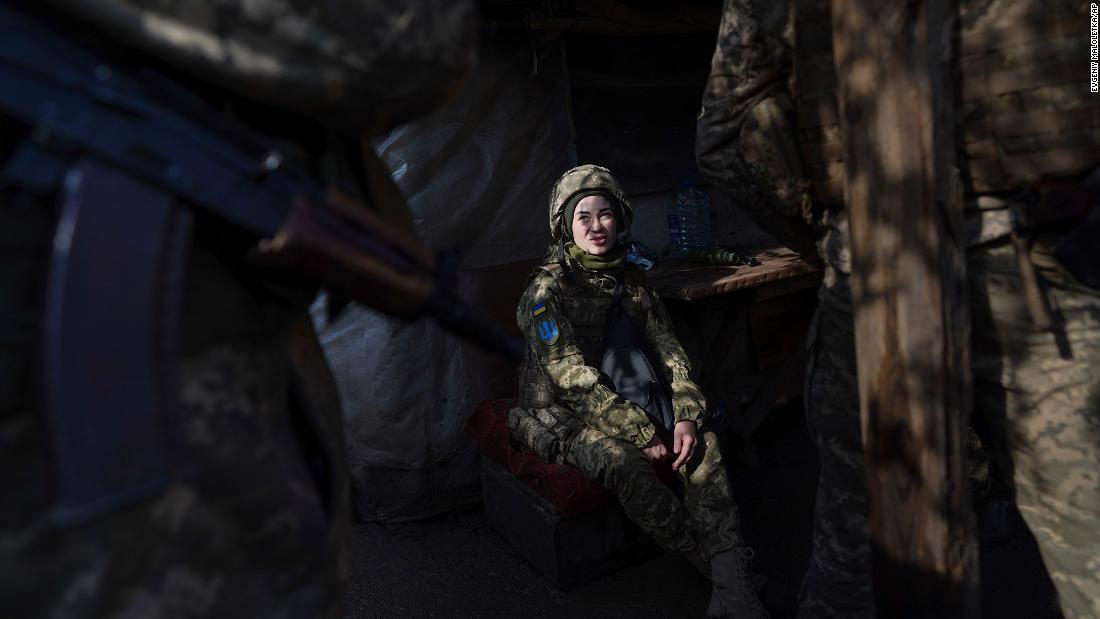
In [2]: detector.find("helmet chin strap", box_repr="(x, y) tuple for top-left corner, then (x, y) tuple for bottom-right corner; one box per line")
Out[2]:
(557, 226), (570, 268)
(557, 223), (577, 286)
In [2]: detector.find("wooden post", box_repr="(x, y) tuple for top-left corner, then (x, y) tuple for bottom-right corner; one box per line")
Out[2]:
(829, 1), (979, 617)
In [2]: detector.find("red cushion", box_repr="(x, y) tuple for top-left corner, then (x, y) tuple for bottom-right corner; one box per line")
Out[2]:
(464, 399), (516, 466)
(466, 399), (614, 516)
(466, 399), (678, 517)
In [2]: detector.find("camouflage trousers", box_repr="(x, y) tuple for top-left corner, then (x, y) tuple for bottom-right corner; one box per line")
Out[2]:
(798, 241), (1100, 619)
(970, 241), (1100, 619)
(508, 407), (744, 558)
(798, 274), (874, 619)
(568, 425), (744, 558)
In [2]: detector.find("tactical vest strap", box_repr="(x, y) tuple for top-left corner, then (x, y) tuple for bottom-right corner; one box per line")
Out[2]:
(538, 262), (577, 294)
(540, 261), (648, 291)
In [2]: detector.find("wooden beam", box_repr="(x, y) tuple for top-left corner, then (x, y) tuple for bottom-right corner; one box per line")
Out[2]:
(829, 0), (980, 616)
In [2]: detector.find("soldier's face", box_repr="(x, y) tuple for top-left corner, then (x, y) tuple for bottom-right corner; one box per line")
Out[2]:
(571, 195), (617, 255)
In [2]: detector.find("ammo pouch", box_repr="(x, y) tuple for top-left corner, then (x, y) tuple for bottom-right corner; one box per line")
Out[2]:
(598, 277), (674, 435)
(507, 404), (582, 465)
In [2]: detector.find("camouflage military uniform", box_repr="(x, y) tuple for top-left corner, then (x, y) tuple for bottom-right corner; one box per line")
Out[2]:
(0, 177), (351, 618)
(969, 240), (1100, 619)
(43, 0), (478, 133)
(0, 2), (476, 616)
(697, 0), (1100, 617)
(798, 239), (868, 619)
(509, 165), (747, 561)
(697, 2), (868, 616)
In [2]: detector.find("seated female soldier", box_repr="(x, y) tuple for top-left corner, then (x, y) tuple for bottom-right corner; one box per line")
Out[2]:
(509, 164), (769, 618)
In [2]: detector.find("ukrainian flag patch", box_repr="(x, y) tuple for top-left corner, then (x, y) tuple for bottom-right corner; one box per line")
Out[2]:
(532, 302), (547, 317)
(536, 318), (560, 345)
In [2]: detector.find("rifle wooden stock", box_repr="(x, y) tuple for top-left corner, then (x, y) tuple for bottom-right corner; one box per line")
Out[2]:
(255, 192), (526, 363)
(255, 193), (435, 319)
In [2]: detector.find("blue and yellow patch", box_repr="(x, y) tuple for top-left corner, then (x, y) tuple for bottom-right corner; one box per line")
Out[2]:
(536, 318), (560, 346)
(532, 302), (547, 317)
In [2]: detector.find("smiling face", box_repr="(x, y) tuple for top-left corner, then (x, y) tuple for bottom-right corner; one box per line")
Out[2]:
(570, 195), (618, 255)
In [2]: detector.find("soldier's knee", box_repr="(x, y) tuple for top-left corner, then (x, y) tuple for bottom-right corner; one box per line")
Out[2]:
(580, 439), (650, 490)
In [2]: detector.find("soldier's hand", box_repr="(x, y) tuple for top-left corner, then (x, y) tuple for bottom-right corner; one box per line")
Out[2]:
(641, 434), (669, 462)
(671, 421), (698, 470)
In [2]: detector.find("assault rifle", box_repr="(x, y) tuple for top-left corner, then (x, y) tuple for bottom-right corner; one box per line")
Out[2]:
(0, 5), (522, 524)
(0, 6), (523, 359)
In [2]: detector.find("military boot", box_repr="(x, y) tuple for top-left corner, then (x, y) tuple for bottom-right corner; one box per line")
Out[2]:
(705, 547), (770, 619)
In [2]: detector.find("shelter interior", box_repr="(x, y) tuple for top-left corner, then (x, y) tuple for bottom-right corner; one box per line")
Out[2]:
(324, 1), (1064, 617)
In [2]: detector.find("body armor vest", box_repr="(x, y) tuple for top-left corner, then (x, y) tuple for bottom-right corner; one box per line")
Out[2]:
(518, 264), (651, 409)
(793, 0), (1100, 203)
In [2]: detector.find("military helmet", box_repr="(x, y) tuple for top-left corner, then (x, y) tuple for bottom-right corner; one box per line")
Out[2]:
(547, 165), (633, 244)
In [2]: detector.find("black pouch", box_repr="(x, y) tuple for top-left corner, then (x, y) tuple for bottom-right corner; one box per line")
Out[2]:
(1056, 205), (1100, 291)
(598, 277), (674, 435)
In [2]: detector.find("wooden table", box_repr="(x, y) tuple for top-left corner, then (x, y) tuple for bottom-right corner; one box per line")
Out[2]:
(646, 246), (821, 302)
(645, 247), (822, 442)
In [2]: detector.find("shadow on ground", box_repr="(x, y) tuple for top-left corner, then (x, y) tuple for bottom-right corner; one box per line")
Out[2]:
(346, 400), (1062, 618)
(346, 507), (710, 618)
(346, 402), (815, 618)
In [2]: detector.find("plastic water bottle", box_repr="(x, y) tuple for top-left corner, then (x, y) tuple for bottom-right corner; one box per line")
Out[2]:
(667, 179), (713, 258)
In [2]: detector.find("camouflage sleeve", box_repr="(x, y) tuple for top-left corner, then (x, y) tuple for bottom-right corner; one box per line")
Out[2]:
(517, 271), (657, 449)
(642, 288), (707, 426)
(695, 0), (820, 260)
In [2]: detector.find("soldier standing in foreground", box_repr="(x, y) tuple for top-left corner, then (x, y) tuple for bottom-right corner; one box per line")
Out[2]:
(697, 1), (866, 615)
(697, 0), (1100, 617)
(509, 164), (769, 618)
(0, 2), (495, 616)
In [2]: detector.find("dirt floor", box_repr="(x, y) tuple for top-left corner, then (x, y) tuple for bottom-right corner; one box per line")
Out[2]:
(346, 510), (710, 618)
(346, 402), (1064, 618)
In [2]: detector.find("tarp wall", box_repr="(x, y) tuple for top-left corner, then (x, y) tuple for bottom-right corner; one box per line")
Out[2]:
(314, 44), (573, 521)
